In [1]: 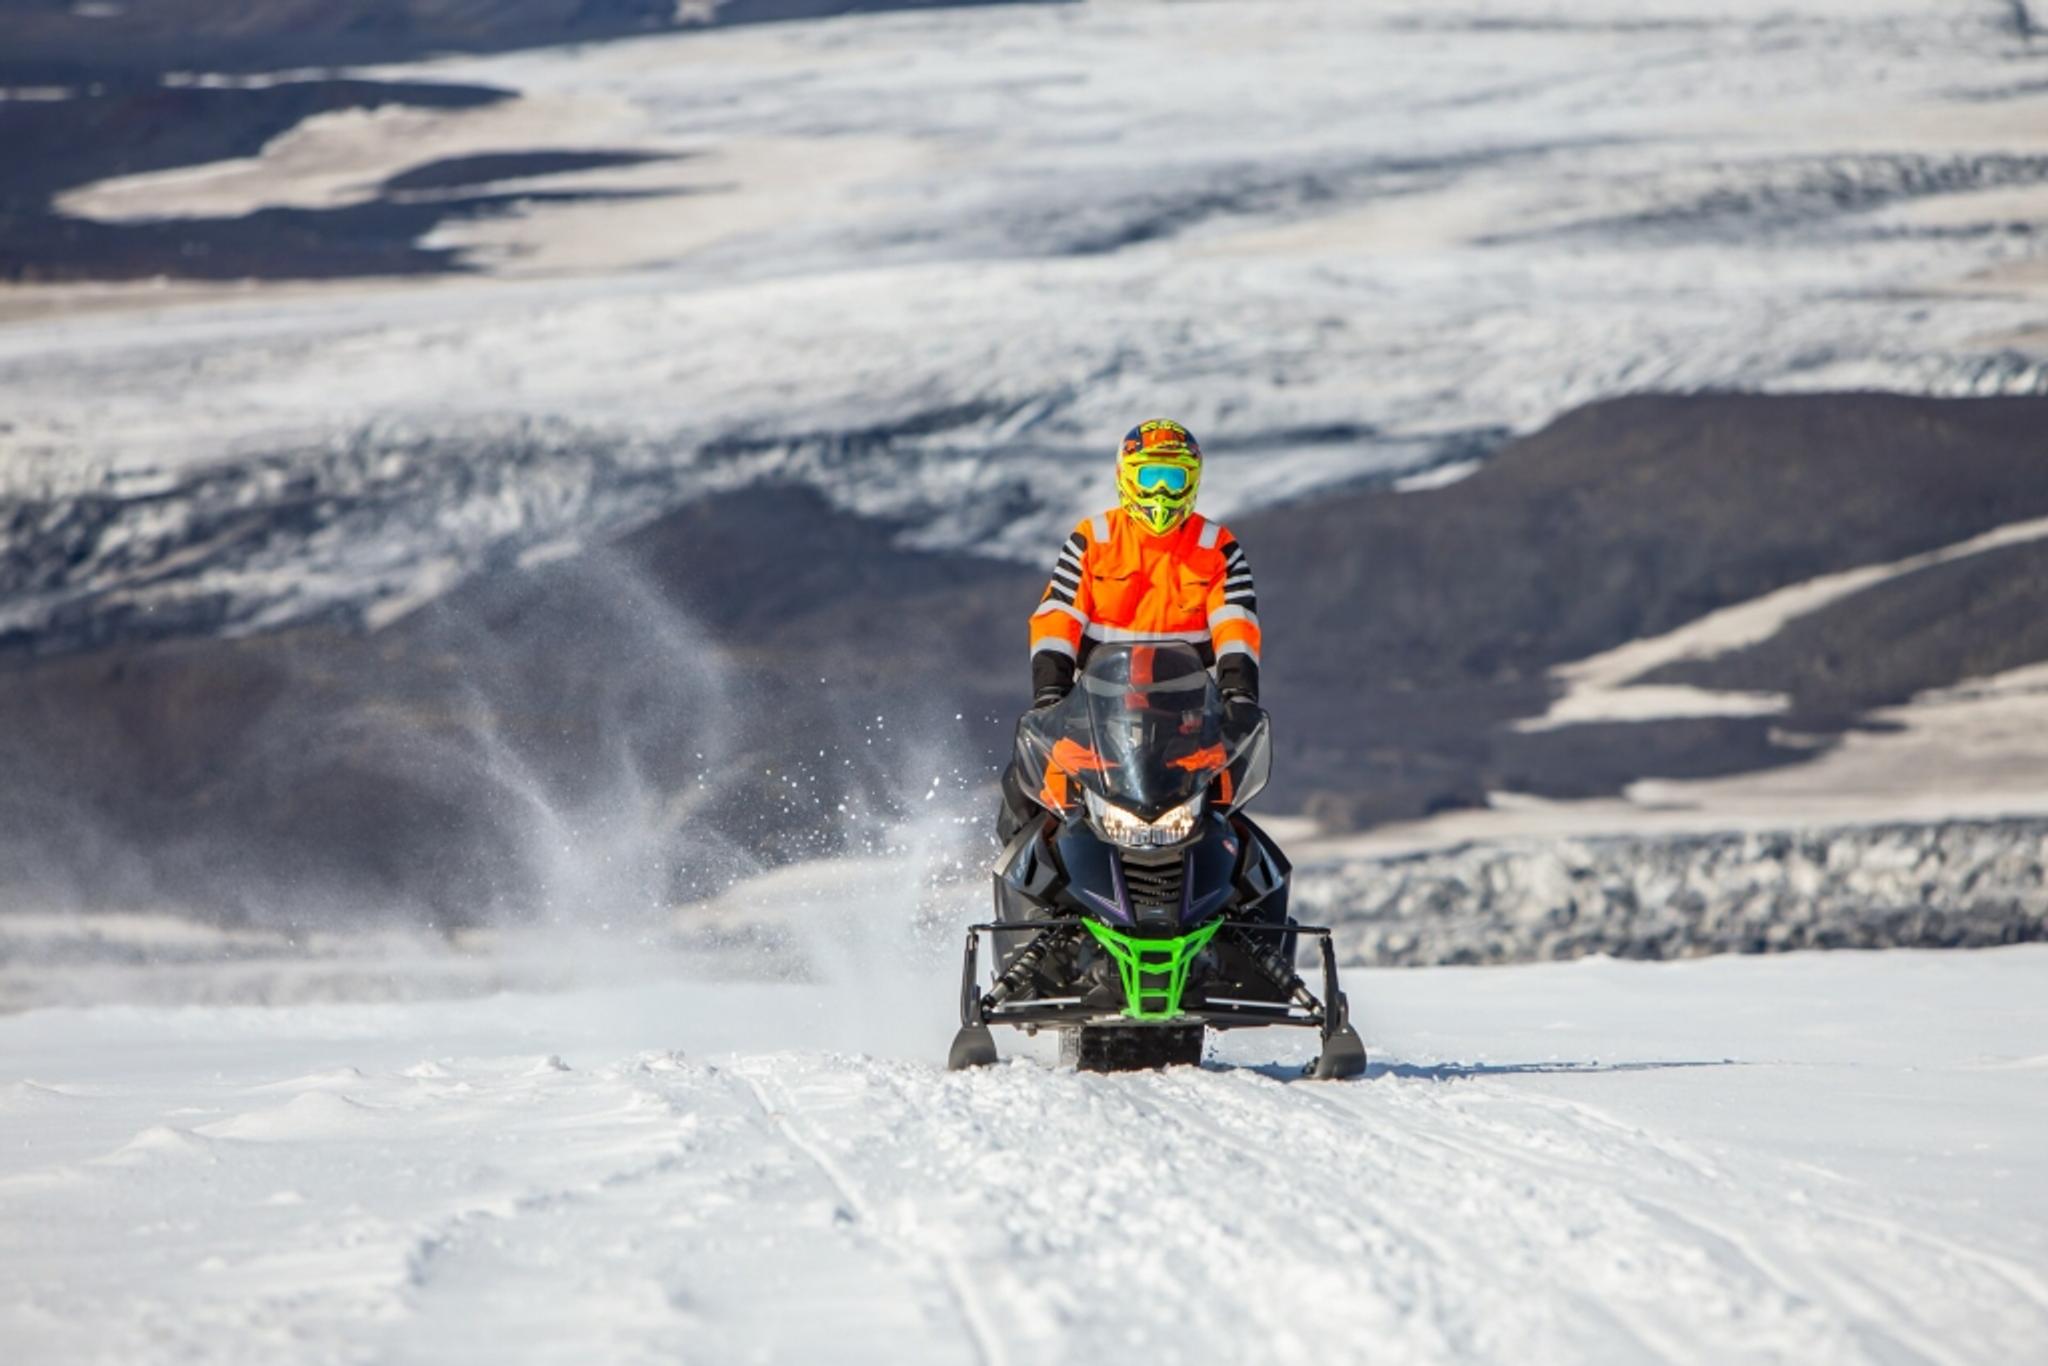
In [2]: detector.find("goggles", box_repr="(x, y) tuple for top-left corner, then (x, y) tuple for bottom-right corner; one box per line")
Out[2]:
(1129, 461), (1193, 494)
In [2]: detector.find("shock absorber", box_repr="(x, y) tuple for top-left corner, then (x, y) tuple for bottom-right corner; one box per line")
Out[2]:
(1227, 926), (1322, 1017)
(984, 926), (1074, 1008)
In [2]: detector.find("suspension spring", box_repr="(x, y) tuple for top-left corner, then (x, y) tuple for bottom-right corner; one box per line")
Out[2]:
(986, 926), (1074, 1008)
(1227, 926), (1322, 1016)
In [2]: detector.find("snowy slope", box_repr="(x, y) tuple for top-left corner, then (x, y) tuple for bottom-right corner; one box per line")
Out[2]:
(4, 0), (2048, 643)
(2, 945), (2045, 1364)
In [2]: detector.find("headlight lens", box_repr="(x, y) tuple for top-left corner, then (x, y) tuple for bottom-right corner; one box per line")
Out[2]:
(1085, 790), (1203, 847)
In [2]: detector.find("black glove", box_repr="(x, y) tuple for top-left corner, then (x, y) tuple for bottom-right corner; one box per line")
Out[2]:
(1031, 685), (1070, 713)
(1221, 689), (1262, 742)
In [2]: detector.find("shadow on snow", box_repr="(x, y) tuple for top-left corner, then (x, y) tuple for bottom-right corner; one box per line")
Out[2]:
(1212, 1057), (1744, 1084)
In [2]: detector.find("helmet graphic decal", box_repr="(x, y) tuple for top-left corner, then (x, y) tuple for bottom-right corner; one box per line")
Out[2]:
(1116, 419), (1202, 536)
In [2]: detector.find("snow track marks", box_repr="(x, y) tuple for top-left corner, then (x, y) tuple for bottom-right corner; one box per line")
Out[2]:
(715, 1057), (2048, 1364)
(732, 1063), (1006, 1366)
(4, 953), (2047, 1363)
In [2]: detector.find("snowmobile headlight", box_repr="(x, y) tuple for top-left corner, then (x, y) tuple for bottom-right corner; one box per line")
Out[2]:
(1085, 790), (1202, 848)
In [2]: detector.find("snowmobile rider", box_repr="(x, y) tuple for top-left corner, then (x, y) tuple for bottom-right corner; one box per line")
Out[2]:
(997, 418), (1262, 841)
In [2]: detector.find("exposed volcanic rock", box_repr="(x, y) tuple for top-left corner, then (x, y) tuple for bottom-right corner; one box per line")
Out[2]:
(1646, 536), (2048, 722)
(0, 2), (679, 83)
(0, 77), (692, 284)
(1294, 818), (2048, 966)
(0, 186), (682, 284)
(0, 1), (1034, 282)
(0, 78), (521, 283)
(1235, 393), (2048, 823)
(381, 152), (673, 193)
(0, 2), (1033, 84)
(0, 80), (513, 210)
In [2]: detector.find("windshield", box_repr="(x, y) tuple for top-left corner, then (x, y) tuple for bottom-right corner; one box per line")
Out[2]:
(1018, 642), (1267, 821)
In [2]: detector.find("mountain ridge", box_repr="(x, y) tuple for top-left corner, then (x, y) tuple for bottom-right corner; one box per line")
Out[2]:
(5, 390), (2046, 920)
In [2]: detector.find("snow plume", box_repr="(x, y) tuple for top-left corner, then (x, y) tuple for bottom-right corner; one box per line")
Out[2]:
(311, 543), (988, 928)
(414, 553), (749, 928)
(653, 665), (999, 1054)
(0, 544), (998, 1012)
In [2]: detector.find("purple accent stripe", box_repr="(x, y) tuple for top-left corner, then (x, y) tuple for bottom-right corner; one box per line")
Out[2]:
(1108, 853), (1133, 924)
(1081, 888), (1129, 924)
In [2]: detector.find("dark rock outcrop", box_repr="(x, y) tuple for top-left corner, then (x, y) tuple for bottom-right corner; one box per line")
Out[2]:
(1295, 819), (2048, 965)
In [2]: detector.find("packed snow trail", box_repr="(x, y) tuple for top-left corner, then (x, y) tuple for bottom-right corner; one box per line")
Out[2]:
(2, 949), (2045, 1364)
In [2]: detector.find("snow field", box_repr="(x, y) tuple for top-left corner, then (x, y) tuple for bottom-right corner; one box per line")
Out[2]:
(3, 948), (2045, 1364)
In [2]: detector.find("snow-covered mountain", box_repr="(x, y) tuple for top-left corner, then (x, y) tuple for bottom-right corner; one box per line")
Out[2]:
(5, 0), (2047, 648)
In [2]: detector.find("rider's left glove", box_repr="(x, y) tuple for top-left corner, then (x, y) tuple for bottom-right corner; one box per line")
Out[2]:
(1221, 690), (1262, 742)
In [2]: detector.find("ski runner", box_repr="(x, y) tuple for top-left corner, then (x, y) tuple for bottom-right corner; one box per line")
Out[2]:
(997, 418), (1262, 841)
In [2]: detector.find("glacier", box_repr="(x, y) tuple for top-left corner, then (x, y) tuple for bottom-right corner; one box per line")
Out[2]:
(4, 0), (2047, 644)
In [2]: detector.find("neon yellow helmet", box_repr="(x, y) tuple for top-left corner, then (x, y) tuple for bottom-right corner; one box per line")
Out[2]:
(1116, 418), (1202, 536)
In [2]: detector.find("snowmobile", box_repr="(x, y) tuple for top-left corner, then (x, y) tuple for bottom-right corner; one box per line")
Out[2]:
(949, 642), (1367, 1077)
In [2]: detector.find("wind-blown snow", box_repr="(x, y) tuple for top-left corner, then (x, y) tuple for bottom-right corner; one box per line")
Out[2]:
(1, 947), (2044, 1362)
(4, 0), (2048, 642)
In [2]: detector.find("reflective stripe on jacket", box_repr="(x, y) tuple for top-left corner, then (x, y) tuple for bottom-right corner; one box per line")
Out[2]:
(1028, 509), (1261, 694)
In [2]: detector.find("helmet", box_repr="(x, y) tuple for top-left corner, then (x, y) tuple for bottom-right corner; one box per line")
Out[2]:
(1116, 419), (1202, 535)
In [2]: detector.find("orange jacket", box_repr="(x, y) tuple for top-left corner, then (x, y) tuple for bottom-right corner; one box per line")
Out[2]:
(1029, 509), (1261, 698)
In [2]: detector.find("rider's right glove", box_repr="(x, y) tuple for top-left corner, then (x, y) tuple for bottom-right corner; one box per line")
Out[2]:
(1031, 685), (1070, 712)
